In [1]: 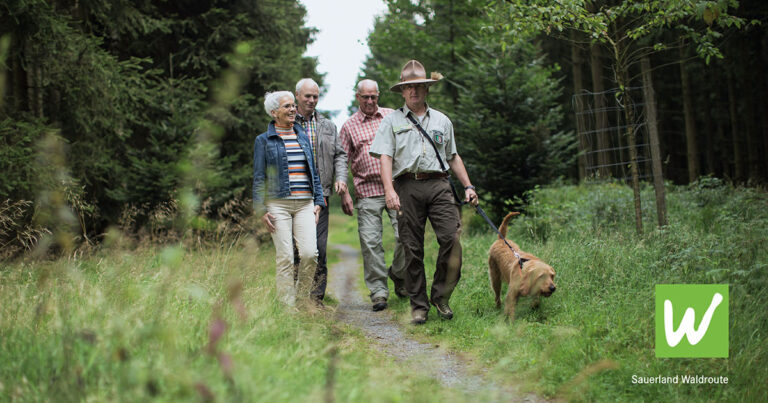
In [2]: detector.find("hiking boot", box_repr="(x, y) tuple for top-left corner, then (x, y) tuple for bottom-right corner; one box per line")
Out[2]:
(388, 266), (407, 298)
(410, 309), (427, 325)
(372, 297), (388, 311)
(430, 298), (454, 320)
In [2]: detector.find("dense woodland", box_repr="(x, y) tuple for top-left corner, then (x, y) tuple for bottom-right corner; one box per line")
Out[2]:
(358, 0), (767, 218)
(1, 0), (767, 256)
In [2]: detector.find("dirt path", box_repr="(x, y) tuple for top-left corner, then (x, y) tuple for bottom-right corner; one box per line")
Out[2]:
(328, 243), (540, 401)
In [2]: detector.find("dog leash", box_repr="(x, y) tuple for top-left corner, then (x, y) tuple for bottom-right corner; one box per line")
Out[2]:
(473, 205), (527, 272)
(402, 110), (526, 271)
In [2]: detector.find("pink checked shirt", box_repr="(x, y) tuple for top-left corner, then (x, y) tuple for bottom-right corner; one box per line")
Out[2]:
(340, 107), (394, 199)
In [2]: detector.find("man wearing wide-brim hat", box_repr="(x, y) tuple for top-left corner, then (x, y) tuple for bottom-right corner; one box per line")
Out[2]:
(369, 59), (479, 325)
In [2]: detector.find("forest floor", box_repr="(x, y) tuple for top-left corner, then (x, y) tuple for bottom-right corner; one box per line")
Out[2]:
(327, 242), (543, 402)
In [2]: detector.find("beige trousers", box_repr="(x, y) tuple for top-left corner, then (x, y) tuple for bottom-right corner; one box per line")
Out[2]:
(266, 199), (318, 306)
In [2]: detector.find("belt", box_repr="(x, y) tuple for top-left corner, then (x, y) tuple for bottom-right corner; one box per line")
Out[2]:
(397, 172), (449, 180)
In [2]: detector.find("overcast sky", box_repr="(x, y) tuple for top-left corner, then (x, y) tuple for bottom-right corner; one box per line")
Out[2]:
(299, 0), (388, 129)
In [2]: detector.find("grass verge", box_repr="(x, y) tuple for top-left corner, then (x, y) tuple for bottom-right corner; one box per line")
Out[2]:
(381, 179), (767, 401)
(0, 231), (470, 401)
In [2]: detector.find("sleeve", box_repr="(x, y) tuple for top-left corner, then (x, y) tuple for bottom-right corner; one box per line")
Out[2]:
(445, 119), (458, 160)
(369, 116), (395, 159)
(252, 135), (267, 216)
(340, 122), (354, 162)
(312, 159), (325, 208)
(331, 121), (348, 185)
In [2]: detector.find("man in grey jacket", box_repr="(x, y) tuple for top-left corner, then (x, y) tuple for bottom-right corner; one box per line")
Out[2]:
(295, 78), (348, 305)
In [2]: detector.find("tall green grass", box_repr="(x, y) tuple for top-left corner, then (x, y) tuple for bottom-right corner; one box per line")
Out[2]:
(386, 179), (767, 401)
(3, 180), (765, 401)
(0, 232), (478, 401)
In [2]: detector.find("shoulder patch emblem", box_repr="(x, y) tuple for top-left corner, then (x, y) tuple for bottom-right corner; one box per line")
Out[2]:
(431, 130), (445, 144)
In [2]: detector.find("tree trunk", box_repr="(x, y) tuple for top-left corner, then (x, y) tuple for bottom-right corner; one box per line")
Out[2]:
(35, 65), (44, 118)
(746, 97), (760, 182)
(590, 45), (611, 178)
(11, 37), (24, 112)
(571, 31), (588, 181)
(612, 43), (642, 234)
(679, 40), (699, 182)
(702, 62), (718, 176)
(727, 72), (744, 182)
(702, 95), (716, 176)
(0, 37), (7, 110)
(24, 41), (35, 115)
(446, 0), (459, 108)
(716, 122), (726, 178)
(762, 88), (768, 182)
(641, 56), (668, 228)
(753, 33), (768, 181)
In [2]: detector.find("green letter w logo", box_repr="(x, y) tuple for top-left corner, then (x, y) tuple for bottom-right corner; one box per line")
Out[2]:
(655, 284), (729, 358)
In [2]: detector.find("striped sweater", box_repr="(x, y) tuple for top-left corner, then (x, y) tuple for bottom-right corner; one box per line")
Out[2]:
(275, 125), (312, 199)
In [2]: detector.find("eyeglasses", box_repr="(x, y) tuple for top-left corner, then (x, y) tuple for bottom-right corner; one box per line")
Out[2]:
(359, 95), (379, 101)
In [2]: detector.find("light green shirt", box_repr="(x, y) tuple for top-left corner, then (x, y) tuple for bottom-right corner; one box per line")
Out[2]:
(369, 104), (457, 179)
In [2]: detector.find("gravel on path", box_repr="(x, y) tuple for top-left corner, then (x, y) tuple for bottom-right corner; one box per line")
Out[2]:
(327, 243), (543, 402)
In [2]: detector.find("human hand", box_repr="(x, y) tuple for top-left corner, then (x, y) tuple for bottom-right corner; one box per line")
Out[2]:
(314, 205), (322, 224)
(334, 181), (348, 195)
(385, 189), (400, 211)
(341, 192), (354, 216)
(262, 212), (276, 233)
(465, 188), (478, 206)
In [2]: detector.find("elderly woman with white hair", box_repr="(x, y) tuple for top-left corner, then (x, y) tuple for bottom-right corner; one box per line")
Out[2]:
(253, 90), (325, 307)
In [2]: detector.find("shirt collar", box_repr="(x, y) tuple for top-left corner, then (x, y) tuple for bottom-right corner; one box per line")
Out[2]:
(356, 107), (383, 122)
(401, 103), (431, 118)
(267, 121), (303, 137)
(297, 110), (316, 123)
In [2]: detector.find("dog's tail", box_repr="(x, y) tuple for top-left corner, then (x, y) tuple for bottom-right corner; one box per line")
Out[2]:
(498, 212), (520, 239)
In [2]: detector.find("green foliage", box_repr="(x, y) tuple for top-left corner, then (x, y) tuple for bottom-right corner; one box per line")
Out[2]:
(486, 0), (752, 63)
(0, 0), (323, 250)
(0, 118), (51, 201)
(359, 0), (571, 219)
(0, 237), (478, 401)
(455, 38), (575, 219)
(391, 181), (768, 401)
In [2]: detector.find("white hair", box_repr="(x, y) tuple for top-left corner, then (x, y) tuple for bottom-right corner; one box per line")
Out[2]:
(356, 79), (379, 94)
(264, 91), (294, 117)
(295, 78), (319, 94)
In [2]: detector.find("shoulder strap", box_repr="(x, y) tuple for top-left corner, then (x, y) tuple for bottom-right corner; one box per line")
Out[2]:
(401, 108), (447, 172)
(400, 108), (464, 205)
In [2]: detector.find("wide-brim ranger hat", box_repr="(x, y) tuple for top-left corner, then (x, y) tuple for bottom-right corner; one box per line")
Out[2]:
(390, 59), (443, 92)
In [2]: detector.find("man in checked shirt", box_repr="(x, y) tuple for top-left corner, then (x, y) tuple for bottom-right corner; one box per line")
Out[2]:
(339, 79), (407, 312)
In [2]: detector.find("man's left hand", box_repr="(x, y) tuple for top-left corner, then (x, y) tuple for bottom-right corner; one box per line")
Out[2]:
(314, 205), (322, 224)
(341, 192), (354, 216)
(465, 188), (479, 206)
(334, 181), (348, 195)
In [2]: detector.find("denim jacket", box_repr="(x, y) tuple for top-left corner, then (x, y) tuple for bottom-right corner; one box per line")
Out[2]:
(253, 122), (325, 216)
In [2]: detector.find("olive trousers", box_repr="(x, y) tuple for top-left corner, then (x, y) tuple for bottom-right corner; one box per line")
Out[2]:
(394, 176), (462, 313)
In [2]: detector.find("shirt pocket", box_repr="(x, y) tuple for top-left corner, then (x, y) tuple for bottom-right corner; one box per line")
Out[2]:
(393, 125), (411, 136)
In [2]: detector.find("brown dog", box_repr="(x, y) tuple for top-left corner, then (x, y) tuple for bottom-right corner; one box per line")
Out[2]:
(488, 212), (557, 320)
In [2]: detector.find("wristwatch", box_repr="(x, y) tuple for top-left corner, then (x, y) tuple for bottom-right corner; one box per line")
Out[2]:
(464, 185), (475, 190)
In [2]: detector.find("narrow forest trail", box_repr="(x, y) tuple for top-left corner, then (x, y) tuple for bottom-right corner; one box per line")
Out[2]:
(327, 243), (542, 402)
